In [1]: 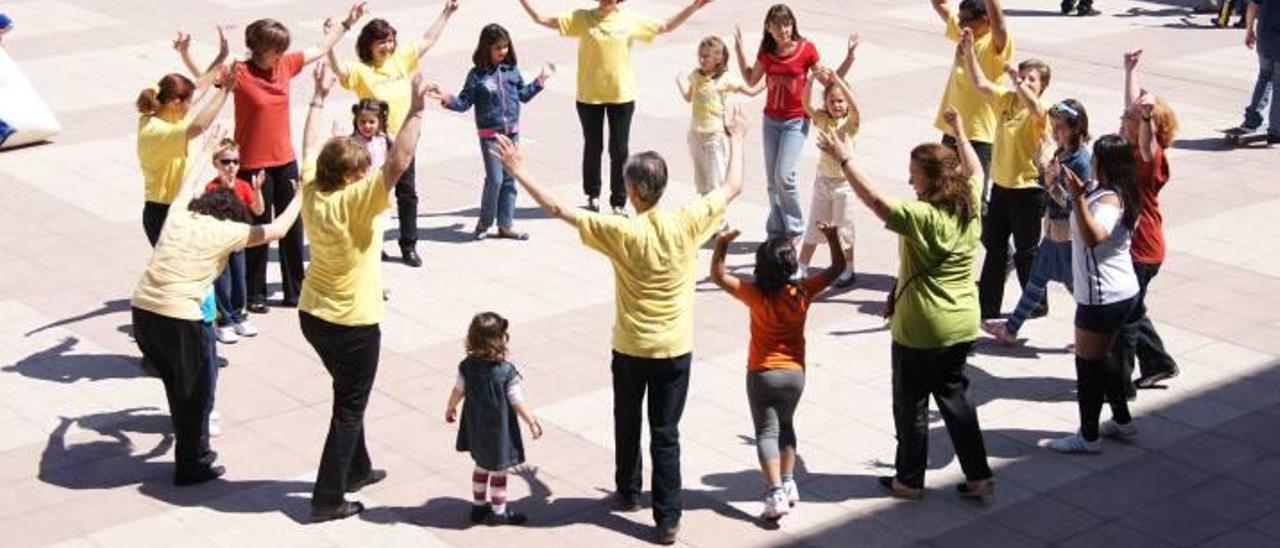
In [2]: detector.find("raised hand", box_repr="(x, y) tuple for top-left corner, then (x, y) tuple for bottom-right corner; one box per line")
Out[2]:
(409, 73), (430, 112)
(693, 0), (716, 7)
(312, 63), (335, 97)
(941, 106), (963, 134)
(813, 65), (833, 86)
(215, 25), (228, 58)
(1003, 62), (1020, 85)
(344, 2), (368, 28)
(252, 171), (266, 192)
(323, 17), (337, 33)
(172, 31), (192, 54)
(1123, 49), (1142, 72)
(443, 0), (460, 14)
(724, 103), (748, 139)
(217, 62), (239, 90)
(715, 228), (741, 248)
(959, 27), (974, 53)
(539, 61), (556, 81)
(734, 24), (744, 50)
(200, 124), (230, 155)
(848, 33), (861, 54)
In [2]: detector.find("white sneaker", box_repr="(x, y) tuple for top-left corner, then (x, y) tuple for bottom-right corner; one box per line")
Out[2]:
(232, 320), (258, 337)
(1044, 432), (1101, 454)
(208, 416), (222, 437)
(761, 488), (790, 520)
(1100, 419), (1138, 440)
(209, 410), (221, 421)
(215, 326), (239, 344)
(781, 480), (800, 507)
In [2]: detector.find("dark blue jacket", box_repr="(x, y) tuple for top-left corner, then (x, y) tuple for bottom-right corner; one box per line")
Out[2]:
(443, 63), (544, 137)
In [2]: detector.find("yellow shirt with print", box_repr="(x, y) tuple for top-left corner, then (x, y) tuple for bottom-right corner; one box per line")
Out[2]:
(132, 191), (251, 320)
(812, 110), (860, 179)
(577, 189), (727, 358)
(933, 12), (1014, 143)
(559, 8), (661, 104)
(137, 115), (192, 204)
(689, 71), (748, 134)
(298, 157), (391, 326)
(990, 87), (1048, 189)
(341, 43), (420, 136)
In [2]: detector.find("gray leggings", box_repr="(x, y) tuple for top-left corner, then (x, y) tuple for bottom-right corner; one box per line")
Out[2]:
(747, 368), (806, 461)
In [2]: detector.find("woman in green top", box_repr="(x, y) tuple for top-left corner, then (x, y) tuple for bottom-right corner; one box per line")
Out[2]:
(817, 107), (993, 501)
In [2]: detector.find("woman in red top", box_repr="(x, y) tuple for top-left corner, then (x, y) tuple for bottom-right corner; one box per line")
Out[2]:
(709, 224), (842, 521)
(1114, 50), (1180, 389)
(179, 3), (367, 312)
(733, 4), (820, 240)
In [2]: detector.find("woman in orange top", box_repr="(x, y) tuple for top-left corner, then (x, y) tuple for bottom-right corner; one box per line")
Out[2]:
(709, 223), (844, 521)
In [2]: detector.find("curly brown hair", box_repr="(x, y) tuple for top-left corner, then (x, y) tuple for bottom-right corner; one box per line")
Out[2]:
(910, 143), (977, 223)
(466, 312), (509, 362)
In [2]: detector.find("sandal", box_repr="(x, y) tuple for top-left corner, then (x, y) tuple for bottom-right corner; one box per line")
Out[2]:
(496, 229), (530, 241)
(956, 479), (994, 500)
(877, 476), (923, 500)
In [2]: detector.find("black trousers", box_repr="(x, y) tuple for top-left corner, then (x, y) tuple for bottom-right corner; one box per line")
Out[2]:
(612, 350), (690, 527)
(393, 157), (418, 249)
(577, 101), (635, 208)
(131, 307), (217, 483)
(1112, 261), (1179, 380)
(891, 341), (992, 489)
(978, 185), (1046, 319)
(142, 201), (171, 247)
(239, 161), (305, 306)
(300, 311), (380, 508)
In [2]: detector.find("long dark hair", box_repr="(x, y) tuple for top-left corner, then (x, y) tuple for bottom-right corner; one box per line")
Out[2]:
(759, 4), (803, 56)
(910, 143), (977, 223)
(1050, 98), (1090, 152)
(754, 238), (799, 297)
(1092, 134), (1140, 230)
(356, 19), (397, 64)
(473, 24), (517, 69)
(189, 187), (252, 224)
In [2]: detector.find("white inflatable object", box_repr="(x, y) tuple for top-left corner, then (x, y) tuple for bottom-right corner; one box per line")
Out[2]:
(0, 46), (60, 150)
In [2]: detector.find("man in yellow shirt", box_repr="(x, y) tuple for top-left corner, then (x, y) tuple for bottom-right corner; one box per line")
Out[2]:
(930, 0), (1014, 191)
(490, 104), (748, 546)
(517, 0), (717, 216)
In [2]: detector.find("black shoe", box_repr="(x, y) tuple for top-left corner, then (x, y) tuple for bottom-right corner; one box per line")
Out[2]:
(613, 492), (641, 512)
(401, 247), (423, 268)
(585, 197), (600, 212)
(469, 504), (491, 524)
(216, 356), (229, 368)
(485, 509), (527, 526)
(346, 469), (387, 493)
(1029, 301), (1049, 319)
(1061, 0), (1075, 14)
(381, 251), (393, 261)
(1077, 6), (1100, 15)
(174, 465), (225, 486)
(309, 500), (365, 523)
(1267, 135), (1280, 145)
(247, 301), (268, 314)
(656, 522), (680, 545)
(280, 298), (298, 308)
(1134, 368), (1179, 389)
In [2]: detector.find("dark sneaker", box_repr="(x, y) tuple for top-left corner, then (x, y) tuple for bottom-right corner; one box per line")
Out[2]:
(174, 465), (225, 486)
(1134, 368), (1179, 389)
(469, 504), (491, 524)
(346, 469), (387, 493)
(309, 500), (364, 523)
(656, 522), (680, 545)
(613, 492), (641, 512)
(485, 509), (527, 526)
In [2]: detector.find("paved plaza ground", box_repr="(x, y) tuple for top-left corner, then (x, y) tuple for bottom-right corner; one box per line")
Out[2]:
(2, 0), (1280, 546)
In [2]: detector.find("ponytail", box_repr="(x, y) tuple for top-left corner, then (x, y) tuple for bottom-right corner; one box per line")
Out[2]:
(135, 87), (160, 115)
(136, 73), (196, 116)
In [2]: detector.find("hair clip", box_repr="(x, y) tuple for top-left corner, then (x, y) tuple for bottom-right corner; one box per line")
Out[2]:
(1051, 101), (1079, 119)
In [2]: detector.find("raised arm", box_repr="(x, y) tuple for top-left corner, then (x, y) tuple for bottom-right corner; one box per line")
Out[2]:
(1004, 63), (1048, 120)
(827, 69), (859, 118)
(930, 0), (951, 24)
(835, 33), (859, 79)
(960, 29), (999, 102)
(1123, 49), (1142, 111)
(248, 172), (267, 217)
(417, 0), (459, 57)
(184, 65), (235, 139)
(301, 2), (365, 66)
(987, 0), (1010, 55)
(733, 25), (765, 86)
(657, 0), (715, 35)
(173, 125), (229, 206)
(943, 107), (983, 182)
(710, 229), (743, 295)
(384, 74), (433, 192)
(493, 135), (579, 225)
(321, 19), (352, 84)
(517, 0), (559, 30)
(802, 68), (821, 118)
(1133, 91), (1158, 163)
(721, 104), (748, 204)
(1062, 167), (1112, 248)
(302, 63), (334, 162)
(676, 72), (693, 103)
(817, 129), (892, 222)
(173, 27), (229, 95)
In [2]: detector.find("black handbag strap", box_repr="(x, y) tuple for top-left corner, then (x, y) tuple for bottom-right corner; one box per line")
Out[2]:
(891, 232), (966, 304)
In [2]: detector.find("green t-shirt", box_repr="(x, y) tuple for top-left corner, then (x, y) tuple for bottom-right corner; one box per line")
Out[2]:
(884, 176), (982, 349)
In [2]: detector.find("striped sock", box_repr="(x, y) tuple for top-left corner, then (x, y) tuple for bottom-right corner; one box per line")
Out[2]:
(472, 468), (490, 506)
(489, 472), (508, 514)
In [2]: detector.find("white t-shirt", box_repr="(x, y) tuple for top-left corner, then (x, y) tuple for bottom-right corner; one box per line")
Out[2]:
(1071, 186), (1140, 305)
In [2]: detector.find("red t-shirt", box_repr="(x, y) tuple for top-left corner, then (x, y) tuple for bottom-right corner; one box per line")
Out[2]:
(735, 275), (831, 372)
(758, 40), (819, 120)
(233, 51), (305, 169)
(1131, 145), (1169, 265)
(205, 178), (256, 208)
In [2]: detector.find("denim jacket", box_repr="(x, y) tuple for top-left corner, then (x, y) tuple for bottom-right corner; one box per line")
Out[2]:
(443, 63), (544, 137)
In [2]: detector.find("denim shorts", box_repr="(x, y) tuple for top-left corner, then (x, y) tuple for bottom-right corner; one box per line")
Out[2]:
(1074, 297), (1136, 333)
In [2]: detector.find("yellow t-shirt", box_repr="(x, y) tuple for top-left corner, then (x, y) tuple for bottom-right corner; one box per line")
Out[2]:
(934, 12), (1014, 143)
(689, 71), (748, 134)
(298, 158), (391, 326)
(991, 88), (1048, 189)
(577, 189), (727, 358)
(131, 194), (251, 320)
(558, 8), (661, 104)
(812, 110), (860, 179)
(341, 43), (420, 136)
(137, 115), (192, 204)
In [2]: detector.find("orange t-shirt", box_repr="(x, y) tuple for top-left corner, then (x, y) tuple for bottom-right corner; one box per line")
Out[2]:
(233, 51), (305, 169)
(734, 276), (832, 372)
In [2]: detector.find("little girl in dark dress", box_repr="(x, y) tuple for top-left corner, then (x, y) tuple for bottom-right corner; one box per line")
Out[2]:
(445, 312), (543, 525)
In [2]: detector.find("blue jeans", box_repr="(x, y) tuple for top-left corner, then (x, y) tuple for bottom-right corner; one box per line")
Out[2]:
(479, 136), (519, 230)
(214, 250), (247, 325)
(1005, 238), (1073, 335)
(1244, 51), (1279, 136)
(762, 116), (809, 239)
